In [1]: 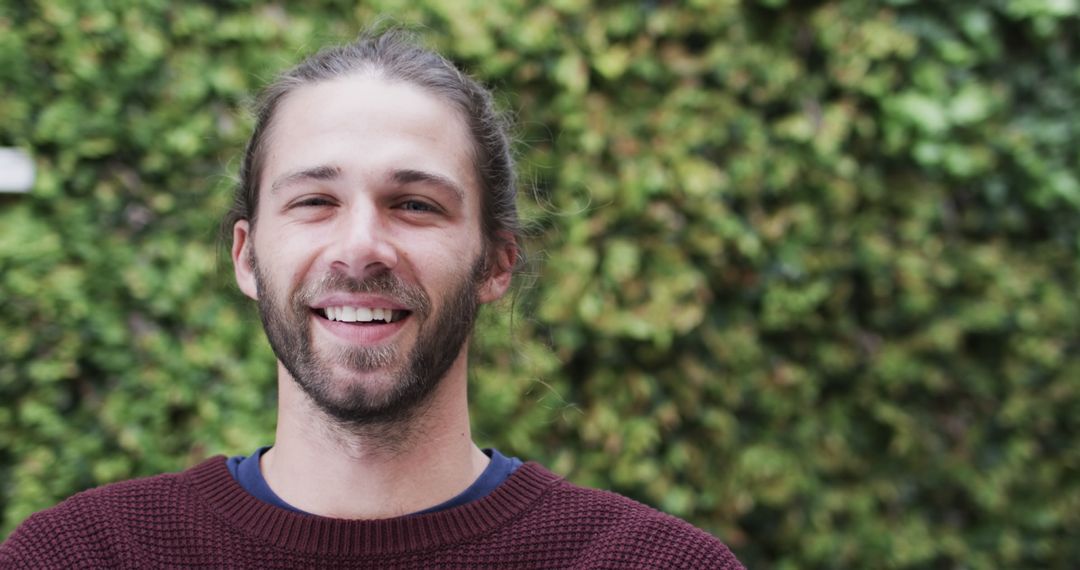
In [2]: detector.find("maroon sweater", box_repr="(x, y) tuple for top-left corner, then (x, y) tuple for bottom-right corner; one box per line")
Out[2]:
(1, 457), (744, 569)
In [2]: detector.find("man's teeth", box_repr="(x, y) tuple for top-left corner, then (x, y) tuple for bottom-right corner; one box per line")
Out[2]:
(323, 306), (401, 323)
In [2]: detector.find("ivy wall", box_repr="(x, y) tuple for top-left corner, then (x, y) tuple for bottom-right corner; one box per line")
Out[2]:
(1, 1), (1078, 567)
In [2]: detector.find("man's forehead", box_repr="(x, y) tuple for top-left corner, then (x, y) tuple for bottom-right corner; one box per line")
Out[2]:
(260, 75), (479, 201)
(272, 74), (469, 137)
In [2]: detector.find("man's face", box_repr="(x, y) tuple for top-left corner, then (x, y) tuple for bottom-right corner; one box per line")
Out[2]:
(232, 74), (511, 425)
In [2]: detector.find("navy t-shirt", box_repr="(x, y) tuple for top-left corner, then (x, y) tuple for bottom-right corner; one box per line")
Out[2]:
(226, 447), (522, 516)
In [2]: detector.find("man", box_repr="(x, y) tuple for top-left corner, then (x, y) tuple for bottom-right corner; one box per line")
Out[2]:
(1, 29), (744, 568)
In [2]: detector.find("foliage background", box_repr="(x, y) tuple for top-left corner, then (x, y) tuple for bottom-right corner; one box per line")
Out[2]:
(1, 0), (1078, 567)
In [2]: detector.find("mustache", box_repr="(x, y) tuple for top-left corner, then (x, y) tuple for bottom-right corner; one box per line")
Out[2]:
(295, 270), (432, 317)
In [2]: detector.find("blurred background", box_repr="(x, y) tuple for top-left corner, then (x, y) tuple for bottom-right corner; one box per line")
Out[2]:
(1, 0), (1078, 567)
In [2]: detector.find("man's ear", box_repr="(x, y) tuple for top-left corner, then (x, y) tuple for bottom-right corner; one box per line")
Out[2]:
(232, 220), (259, 301)
(478, 234), (517, 304)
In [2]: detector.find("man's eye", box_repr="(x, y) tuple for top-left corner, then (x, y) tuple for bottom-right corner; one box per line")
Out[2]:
(398, 200), (437, 213)
(292, 197), (334, 208)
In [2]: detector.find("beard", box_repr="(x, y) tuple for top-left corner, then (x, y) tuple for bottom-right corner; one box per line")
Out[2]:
(252, 254), (483, 429)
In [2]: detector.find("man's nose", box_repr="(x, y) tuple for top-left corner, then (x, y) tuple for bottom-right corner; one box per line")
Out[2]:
(329, 201), (399, 279)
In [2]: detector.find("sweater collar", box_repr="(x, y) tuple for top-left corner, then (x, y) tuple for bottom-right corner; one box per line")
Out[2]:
(184, 456), (562, 556)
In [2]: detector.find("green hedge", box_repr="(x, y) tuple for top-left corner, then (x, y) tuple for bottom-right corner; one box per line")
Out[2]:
(2, 1), (1078, 567)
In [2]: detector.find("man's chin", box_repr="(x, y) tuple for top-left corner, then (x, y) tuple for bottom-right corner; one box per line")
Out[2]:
(293, 362), (423, 418)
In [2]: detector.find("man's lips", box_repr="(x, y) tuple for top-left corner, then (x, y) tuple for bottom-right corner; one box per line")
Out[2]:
(310, 305), (411, 345)
(309, 293), (415, 325)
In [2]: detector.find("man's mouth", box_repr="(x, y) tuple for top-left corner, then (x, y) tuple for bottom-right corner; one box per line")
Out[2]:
(314, 306), (410, 324)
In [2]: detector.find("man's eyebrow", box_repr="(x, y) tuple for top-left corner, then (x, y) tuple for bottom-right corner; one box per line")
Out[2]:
(391, 168), (465, 204)
(270, 164), (342, 194)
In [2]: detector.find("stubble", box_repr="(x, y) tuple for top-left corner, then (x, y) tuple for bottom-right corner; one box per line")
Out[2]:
(253, 254), (483, 436)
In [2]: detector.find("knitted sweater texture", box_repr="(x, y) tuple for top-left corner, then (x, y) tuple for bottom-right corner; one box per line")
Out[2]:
(1, 457), (744, 569)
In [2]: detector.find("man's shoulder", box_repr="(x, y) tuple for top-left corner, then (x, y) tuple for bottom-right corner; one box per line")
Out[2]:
(20, 456), (212, 517)
(0, 456), (223, 568)
(516, 463), (745, 569)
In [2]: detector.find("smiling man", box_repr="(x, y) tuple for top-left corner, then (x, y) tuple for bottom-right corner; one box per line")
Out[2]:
(1, 29), (744, 569)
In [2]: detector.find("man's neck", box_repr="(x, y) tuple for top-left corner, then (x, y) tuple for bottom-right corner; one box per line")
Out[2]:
(261, 358), (489, 519)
